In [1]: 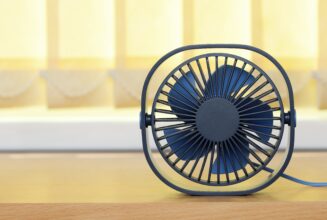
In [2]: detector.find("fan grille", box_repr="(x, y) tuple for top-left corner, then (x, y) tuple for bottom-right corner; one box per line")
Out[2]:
(151, 53), (284, 186)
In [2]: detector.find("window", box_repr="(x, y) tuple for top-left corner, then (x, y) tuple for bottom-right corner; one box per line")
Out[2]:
(0, 0), (325, 110)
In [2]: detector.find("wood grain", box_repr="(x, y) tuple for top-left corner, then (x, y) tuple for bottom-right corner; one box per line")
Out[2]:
(0, 203), (326, 220)
(0, 152), (326, 219)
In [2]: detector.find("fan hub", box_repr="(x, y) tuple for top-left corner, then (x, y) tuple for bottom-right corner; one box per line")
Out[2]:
(196, 98), (239, 142)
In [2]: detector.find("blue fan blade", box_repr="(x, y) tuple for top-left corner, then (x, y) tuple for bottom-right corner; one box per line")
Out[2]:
(211, 138), (250, 174)
(204, 65), (255, 97)
(164, 128), (204, 160)
(168, 72), (198, 119)
(239, 98), (273, 142)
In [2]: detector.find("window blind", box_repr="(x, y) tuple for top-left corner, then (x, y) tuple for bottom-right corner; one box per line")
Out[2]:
(0, 0), (324, 109)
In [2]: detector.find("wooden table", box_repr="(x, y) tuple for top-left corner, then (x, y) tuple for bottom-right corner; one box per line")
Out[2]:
(0, 152), (326, 219)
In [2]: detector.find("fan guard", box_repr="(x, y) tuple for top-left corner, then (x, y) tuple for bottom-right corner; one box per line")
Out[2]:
(141, 44), (296, 195)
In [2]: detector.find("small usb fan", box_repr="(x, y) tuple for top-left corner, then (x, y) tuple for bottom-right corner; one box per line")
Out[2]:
(140, 44), (324, 196)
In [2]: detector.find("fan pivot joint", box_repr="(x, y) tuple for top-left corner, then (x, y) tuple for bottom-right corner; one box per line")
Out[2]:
(140, 112), (152, 128)
(284, 110), (296, 127)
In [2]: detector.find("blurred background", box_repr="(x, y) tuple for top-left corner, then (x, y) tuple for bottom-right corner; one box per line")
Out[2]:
(0, 0), (326, 151)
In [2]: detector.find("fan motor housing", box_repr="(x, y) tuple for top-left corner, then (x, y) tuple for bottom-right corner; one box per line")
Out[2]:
(141, 44), (296, 195)
(196, 98), (239, 142)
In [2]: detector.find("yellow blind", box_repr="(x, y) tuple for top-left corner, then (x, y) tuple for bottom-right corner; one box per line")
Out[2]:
(124, 0), (183, 68)
(0, 0), (46, 69)
(0, 0), (325, 109)
(57, 0), (115, 69)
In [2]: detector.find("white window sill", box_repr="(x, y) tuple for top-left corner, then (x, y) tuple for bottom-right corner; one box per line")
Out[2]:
(0, 107), (326, 151)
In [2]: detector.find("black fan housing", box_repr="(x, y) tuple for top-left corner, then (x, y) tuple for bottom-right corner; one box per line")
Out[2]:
(140, 44), (296, 195)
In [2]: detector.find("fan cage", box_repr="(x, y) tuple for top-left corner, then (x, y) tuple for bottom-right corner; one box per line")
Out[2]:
(151, 53), (285, 186)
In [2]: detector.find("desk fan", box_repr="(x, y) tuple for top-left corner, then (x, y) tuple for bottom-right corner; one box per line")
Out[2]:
(140, 44), (326, 195)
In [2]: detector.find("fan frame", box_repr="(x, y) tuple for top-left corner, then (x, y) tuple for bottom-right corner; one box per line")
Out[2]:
(140, 44), (296, 196)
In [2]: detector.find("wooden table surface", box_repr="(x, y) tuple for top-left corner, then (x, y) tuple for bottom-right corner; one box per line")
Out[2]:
(0, 151), (326, 219)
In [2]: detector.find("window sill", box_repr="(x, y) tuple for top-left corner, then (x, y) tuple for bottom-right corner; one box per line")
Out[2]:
(0, 107), (325, 151)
